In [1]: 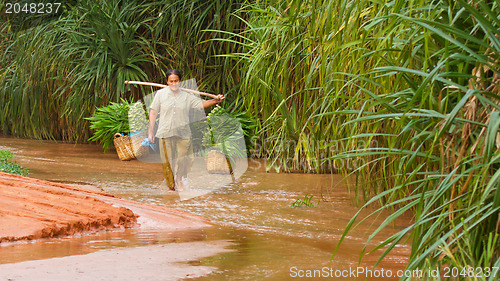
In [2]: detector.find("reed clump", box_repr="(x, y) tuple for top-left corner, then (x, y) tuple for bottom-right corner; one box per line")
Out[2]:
(217, 0), (499, 278)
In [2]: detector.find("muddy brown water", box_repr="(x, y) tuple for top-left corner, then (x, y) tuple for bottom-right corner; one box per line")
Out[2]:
(0, 136), (411, 280)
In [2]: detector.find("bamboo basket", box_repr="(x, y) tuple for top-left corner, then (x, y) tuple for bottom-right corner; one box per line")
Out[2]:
(206, 149), (230, 174)
(113, 133), (135, 161)
(130, 131), (149, 158)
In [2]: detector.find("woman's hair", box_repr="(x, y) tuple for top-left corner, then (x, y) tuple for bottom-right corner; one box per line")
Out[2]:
(165, 69), (182, 81)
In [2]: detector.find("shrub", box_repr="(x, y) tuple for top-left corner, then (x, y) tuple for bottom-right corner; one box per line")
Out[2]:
(0, 149), (29, 176)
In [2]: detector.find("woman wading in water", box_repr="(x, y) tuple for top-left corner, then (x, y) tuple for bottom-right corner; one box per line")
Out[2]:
(148, 69), (224, 191)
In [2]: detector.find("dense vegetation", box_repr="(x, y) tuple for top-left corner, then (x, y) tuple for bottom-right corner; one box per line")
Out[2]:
(1, 0), (498, 279)
(0, 0), (242, 141)
(223, 1), (500, 277)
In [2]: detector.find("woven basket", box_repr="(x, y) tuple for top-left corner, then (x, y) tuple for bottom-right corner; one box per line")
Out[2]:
(130, 131), (149, 158)
(113, 133), (135, 161)
(206, 149), (230, 174)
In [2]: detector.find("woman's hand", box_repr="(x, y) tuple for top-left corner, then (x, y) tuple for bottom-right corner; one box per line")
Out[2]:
(202, 95), (225, 108)
(216, 94), (225, 103)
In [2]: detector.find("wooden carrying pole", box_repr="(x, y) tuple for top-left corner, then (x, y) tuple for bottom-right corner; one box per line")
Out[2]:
(124, 80), (219, 99)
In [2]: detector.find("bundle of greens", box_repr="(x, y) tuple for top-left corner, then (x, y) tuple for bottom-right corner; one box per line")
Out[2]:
(128, 101), (148, 133)
(86, 99), (132, 151)
(200, 105), (257, 161)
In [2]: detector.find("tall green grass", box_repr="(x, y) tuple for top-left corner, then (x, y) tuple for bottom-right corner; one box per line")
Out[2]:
(217, 0), (499, 278)
(0, 0), (244, 141)
(217, 0), (401, 173)
(328, 1), (500, 276)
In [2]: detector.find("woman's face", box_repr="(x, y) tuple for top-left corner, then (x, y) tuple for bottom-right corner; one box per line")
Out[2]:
(167, 74), (180, 91)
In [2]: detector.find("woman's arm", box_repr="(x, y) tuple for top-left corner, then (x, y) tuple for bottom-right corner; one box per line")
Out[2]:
(202, 94), (225, 109)
(148, 109), (158, 143)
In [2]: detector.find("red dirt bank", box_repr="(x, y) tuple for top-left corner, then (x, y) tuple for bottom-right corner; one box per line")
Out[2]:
(0, 172), (209, 243)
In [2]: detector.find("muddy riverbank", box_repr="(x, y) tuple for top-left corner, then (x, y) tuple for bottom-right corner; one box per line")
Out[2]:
(0, 172), (136, 243)
(0, 160), (235, 281)
(0, 172), (210, 243)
